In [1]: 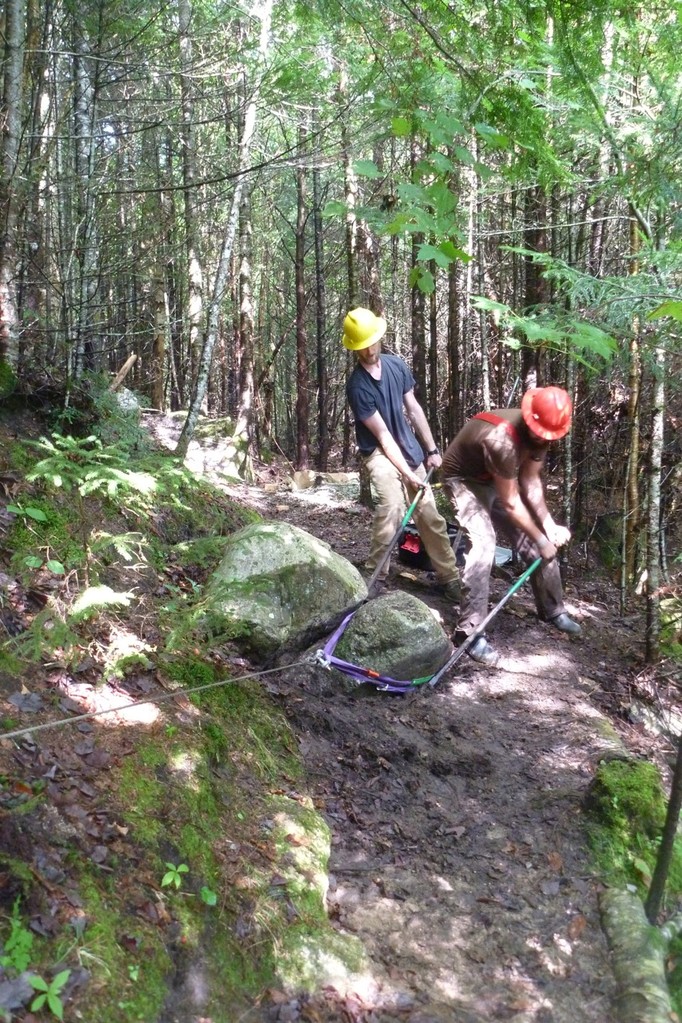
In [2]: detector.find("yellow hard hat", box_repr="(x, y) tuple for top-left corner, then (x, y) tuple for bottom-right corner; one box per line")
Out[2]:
(342, 307), (387, 351)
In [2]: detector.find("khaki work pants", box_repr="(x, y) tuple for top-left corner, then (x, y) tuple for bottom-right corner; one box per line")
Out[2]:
(364, 449), (459, 584)
(442, 477), (566, 636)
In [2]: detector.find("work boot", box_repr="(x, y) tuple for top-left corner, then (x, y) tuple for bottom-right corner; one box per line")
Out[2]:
(438, 577), (461, 602)
(455, 632), (499, 667)
(550, 612), (582, 636)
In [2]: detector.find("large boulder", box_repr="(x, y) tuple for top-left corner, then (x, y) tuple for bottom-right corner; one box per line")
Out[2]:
(332, 590), (452, 683)
(203, 522), (367, 657)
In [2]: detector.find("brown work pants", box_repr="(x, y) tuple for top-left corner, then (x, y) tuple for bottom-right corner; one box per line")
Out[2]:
(442, 477), (566, 636)
(364, 450), (459, 584)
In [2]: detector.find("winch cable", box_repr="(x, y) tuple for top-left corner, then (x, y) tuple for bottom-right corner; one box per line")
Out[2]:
(428, 556), (542, 688)
(0, 658), (312, 744)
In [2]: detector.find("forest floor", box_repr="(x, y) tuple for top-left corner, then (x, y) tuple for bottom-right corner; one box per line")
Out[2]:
(225, 465), (668, 1023)
(1, 407), (679, 1023)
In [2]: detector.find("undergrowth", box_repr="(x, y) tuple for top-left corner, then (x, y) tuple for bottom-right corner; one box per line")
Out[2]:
(0, 414), (347, 1022)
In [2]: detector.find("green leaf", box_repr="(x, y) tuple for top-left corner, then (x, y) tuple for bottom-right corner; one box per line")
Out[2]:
(321, 200), (347, 218)
(353, 159), (381, 179)
(439, 241), (472, 263)
(416, 269), (435, 294)
(31, 993), (47, 1012)
(24, 507), (48, 522)
(46, 560), (66, 575)
(416, 243), (452, 268)
(23, 555), (43, 569)
(47, 992), (65, 1020)
(51, 969), (71, 991)
(200, 886), (218, 906)
(475, 123), (511, 149)
(647, 300), (682, 321)
(471, 295), (513, 316)
(453, 145), (476, 167)
(29, 976), (49, 993)
(161, 871), (176, 887)
(391, 116), (412, 137)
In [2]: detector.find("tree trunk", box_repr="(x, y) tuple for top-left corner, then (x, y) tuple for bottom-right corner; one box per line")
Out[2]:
(600, 888), (672, 1023)
(294, 124), (309, 470)
(646, 728), (682, 924)
(645, 334), (665, 662)
(233, 196), (255, 479)
(312, 131), (329, 471)
(176, 0), (273, 460)
(0, 0), (26, 367)
(178, 0), (204, 395)
(624, 212), (642, 590)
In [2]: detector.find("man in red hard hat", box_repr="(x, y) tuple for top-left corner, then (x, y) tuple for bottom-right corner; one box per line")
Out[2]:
(441, 386), (581, 665)
(343, 307), (460, 597)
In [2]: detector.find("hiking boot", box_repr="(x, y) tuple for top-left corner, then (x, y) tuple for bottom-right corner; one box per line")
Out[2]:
(455, 632), (499, 666)
(550, 613), (582, 636)
(438, 577), (461, 602)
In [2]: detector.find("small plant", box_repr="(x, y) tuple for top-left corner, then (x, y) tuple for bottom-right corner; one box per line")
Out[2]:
(6, 503), (48, 523)
(28, 969), (71, 1020)
(161, 862), (189, 890)
(200, 886), (217, 906)
(0, 897), (34, 973)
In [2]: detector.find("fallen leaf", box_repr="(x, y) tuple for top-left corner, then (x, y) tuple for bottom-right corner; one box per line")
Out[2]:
(567, 914), (587, 940)
(547, 851), (564, 872)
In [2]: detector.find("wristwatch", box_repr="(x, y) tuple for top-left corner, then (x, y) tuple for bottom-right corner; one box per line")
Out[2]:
(426, 447), (439, 456)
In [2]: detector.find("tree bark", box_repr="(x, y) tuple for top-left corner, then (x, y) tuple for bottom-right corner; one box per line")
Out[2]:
(0, 0), (26, 367)
(294, 124), (309, 470)
(600, 888), (672, 1023)
(176, 0), (273, 461)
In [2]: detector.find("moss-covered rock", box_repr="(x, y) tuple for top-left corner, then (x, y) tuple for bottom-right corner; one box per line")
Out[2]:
(202, 522), (367, 656)
(334, 590), (452, 682)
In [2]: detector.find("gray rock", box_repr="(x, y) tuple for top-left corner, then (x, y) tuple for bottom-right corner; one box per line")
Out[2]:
(334, 590), (452, 683)
(203, 522), (367, 657)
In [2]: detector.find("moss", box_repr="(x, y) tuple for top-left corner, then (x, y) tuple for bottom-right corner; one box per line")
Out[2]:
(72, 872), (173, 1023)
(0, 361), (17, 400)
(8, 500), (87, 576)
(585, 758), (682, 896)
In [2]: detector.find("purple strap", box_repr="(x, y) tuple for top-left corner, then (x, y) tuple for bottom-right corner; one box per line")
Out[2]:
(319, 612), (425, 693)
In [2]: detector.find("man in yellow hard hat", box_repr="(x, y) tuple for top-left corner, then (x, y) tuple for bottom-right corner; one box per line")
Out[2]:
(441, 386), (581, 665)
(343, 306), (460, 598)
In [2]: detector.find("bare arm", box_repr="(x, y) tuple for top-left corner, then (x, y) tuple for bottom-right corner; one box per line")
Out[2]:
(362, 411), (423, 488)
(403, 389), (442, 470)
(493, 473), (557, 560)
(519, 459), (572, 548)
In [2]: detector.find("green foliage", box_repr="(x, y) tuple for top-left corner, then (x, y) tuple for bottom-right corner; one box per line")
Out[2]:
(585, 759), (682, 896)
(200, 886), (218, 906)
(6, 503), (48, 523)
(0, 897), (34, 973)
(161, 862), (189, 890)
(29, 969), (71, 1020)
(471, 293), (617, 367)
(26, 434), (155, 502)
(0, 361), (17, 399)
(660, 597), (682, 659)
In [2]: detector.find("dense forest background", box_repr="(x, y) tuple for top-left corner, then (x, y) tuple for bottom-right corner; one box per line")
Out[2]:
(0, 0), (680, 656)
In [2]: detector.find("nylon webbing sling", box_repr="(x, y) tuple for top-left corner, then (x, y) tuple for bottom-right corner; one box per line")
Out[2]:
(315, 611), (434, 694)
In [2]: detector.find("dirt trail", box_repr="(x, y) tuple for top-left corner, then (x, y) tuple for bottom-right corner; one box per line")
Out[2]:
(140, 414), (646, 1021)
(237, 478), (646, 1023)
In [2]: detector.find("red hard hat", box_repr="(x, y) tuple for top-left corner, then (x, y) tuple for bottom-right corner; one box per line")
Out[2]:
(521, 386), (572, 441)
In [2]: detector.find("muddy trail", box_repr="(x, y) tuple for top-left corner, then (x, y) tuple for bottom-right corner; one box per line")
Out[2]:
(231, 476), (658, 1023)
